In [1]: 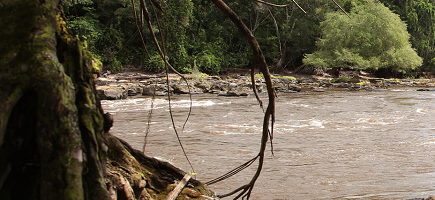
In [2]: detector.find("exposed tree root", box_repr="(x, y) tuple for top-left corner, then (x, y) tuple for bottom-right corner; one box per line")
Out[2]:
(104, 134), (217, 200)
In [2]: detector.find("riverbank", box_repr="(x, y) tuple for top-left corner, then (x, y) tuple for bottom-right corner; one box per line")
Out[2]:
(95, 70), (435, 100)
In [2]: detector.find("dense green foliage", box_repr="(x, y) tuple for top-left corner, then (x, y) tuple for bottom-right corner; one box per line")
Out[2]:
(62, 0), (435, 75)
(303, 0), (423, 73)
(63, 0), (138, 71)
(61, 0), (338, 73)
(380, 0), (435, 71)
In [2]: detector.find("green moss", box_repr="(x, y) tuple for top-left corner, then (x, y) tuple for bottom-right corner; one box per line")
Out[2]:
(330, 77), (360, 83)
(253, 74), (296, 81)
(282, 76), (297, 81)
(92, 57), (102, 75)
(81, 41), (102, 76)
(331, 77), (348, 83)
(254, 73), (263, 78)
(65, 151), (85, 200)
(56, 12), (72, 44)
(192, 183), (215, 198)
(356, 80), (370, 86)
(389, 78), (402, 83)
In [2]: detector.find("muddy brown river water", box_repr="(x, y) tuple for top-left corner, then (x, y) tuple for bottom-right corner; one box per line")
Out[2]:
(101, 88), (435, 199)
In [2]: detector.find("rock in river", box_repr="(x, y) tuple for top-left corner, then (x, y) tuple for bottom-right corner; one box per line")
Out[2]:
(97, 85), (128, 100)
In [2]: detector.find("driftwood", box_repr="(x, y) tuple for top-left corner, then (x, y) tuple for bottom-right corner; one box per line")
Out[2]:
(166, 174), (192, 200)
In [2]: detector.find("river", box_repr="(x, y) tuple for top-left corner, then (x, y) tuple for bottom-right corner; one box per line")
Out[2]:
(101, 88), (435, 199)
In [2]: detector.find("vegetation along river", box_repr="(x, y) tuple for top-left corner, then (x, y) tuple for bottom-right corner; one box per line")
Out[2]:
(101, 88), (435, 199)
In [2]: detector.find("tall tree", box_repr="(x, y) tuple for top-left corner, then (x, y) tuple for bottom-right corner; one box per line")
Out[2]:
(303, 0), (422, 75)
(0, 0), (109, 199)
(380, 0), (435, 71)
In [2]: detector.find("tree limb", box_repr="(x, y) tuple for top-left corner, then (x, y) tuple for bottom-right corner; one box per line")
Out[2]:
(252, 0), (306, 14)
(137, 0), (196, 175)
(210, 0), (276, 198)
(252, 0), (288, 8)
(331, 0), (351, 19)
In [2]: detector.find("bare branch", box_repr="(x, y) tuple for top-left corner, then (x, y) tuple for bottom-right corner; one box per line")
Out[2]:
(331, 0), (351, 19)
(252, 0), (307, 14)
(137, 0), (196, 175)
(252, 0), (288, 8)
(290, 0), (306, 14)
(116, 0), (151, 59)
(268, 8), (282, 58)
(210, 0), (276, 199)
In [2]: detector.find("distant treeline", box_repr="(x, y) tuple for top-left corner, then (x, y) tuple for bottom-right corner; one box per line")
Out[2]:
(62, 0), (435, 76)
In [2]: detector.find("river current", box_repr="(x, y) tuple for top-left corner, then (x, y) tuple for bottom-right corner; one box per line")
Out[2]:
(101, 88), (435, 199)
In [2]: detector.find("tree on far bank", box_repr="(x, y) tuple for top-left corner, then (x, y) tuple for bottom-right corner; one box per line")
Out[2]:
(303, 0), (423, 75)
(380, 0), (435, 72)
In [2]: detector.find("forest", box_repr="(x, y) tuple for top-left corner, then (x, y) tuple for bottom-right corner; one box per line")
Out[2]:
(61, 0), (435, 77)
(1, 0), (435, 199)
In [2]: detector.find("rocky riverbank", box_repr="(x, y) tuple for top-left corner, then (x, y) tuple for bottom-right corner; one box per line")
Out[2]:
(95, 71), (435, 100)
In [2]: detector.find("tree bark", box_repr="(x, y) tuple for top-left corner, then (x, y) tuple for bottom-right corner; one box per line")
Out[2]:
(0, 0), (109, 199)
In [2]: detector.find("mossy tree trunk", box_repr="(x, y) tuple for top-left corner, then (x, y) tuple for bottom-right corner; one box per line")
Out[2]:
(0, 0), (109, 199)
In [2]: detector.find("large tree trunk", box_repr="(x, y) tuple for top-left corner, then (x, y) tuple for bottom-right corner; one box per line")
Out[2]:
(0, 1), (214, 199)
(0, 0), (109, 199)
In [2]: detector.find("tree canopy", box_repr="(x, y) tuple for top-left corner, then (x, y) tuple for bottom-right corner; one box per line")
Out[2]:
(62, 0), (343, 74)
(61, 0), (435, 75)
(303, 0), (422, 73)
(380, 0), (435, 71)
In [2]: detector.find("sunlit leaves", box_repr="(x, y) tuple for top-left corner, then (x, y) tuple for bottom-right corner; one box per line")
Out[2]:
(303, 0), (422, 72)
(381, 0), (435, 71)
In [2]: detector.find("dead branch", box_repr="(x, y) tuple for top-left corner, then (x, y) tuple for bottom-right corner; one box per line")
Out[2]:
(210, 0), (276, 199)
(252, 0), (306, 14)
(136, 0), (196, 175)
(252, 0), (288, 7)
(331, 0), (351, 19)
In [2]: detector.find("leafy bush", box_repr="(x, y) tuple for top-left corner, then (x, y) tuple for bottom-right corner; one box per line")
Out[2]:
(143, 54), (166, 72)
(303, 0), (423, 74)
(196, 53), (222, 75)
(107, 57), (123, 72)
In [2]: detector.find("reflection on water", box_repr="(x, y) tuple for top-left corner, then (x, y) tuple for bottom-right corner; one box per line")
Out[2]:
(101, 88), (435, 199)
